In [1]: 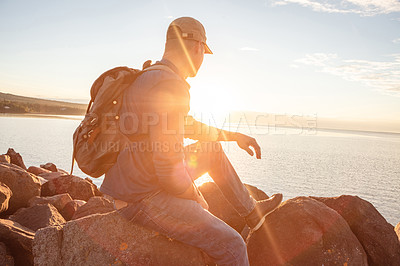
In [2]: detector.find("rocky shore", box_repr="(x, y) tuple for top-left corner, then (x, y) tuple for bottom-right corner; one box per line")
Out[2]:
(0, 148), (399, 265)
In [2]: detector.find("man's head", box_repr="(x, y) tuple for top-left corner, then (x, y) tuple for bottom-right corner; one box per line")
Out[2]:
(163, 17), (212, 78)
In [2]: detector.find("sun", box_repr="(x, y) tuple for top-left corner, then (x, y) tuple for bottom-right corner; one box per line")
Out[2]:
(189, 85), (236, 125)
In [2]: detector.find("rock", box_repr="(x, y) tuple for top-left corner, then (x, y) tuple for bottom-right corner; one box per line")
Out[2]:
(26, 166), (51, 186)
(0, 219), (35, 265)
(72, 196), (114, 220)
(41, 175), (101, 201)
(247, 197), (367, 266)
(33, 226), (62, 266)
(6, 148), (27, 170)
(33, 212), (206, 266)
(0, 163), (41, 213)
(198, 182), (268, 233)
(85, 177), (94, 184)
(0, 242), (14, 266)
(38, 171), (65, 181)
(28, 193), (73, 213)
(395, 223), (400, 243)
(395, 223), (400, 242)
(0, 182), (12, 213)
(84, 178), (102, 195)
(57, 168), (69, 175)
(40, 163), (57, 172)
(0, 155), (10, 164)
(313, 195), (400, 265)
(60, 200), (86, 221)
(9, 204), (66, 232)
(27, 166), (50, 176)
(35, 176), (48, 185)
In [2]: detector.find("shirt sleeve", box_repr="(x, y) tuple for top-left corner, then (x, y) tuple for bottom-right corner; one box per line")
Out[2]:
(184, 115), (221, 141)
(145, 78), (192, 195)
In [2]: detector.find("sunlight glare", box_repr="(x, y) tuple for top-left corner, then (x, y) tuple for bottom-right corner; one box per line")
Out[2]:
(194, 173), (213, 187)
(189, 82), (236, 126)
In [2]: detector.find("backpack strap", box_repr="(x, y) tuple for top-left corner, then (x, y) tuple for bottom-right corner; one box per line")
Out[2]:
(143, 64), (176, 75)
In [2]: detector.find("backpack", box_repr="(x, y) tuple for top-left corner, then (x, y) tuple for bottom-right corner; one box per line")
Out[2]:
(70, 61), (174, 177)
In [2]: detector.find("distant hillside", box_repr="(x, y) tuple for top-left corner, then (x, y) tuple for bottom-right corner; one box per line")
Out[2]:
(0, 92), (88, 115)
(224, 111), (400, 134)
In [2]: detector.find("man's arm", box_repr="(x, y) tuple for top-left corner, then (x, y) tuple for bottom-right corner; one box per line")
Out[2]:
(147, 80), (193, 196)
(184, 115), (215, 141)
(184, 115), (262, 159)
(144, 78), (209, 209)
(184, 115), (237, 141)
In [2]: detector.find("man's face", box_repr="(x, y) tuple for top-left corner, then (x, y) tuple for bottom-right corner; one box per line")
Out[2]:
(188, 41), (205, 77)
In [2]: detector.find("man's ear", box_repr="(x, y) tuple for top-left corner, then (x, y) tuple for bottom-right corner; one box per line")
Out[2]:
(195, 41), (202, 54)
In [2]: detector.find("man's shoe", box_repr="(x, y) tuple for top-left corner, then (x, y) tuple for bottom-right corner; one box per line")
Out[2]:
(245, 193), (283, 231)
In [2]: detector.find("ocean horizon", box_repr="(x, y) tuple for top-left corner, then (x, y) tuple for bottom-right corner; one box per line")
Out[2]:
(0, 114), (399, 225)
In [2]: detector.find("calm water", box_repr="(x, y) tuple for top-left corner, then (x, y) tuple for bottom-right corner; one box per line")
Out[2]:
(0, 115), (399, 225)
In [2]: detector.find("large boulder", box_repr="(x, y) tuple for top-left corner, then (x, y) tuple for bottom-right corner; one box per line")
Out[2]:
(60, 200), (86, 221)
(33, 211), (206, 266)
(27, 166), (50, 176)
(72, 196), (114, 220)
(0, 182), (12, 213)
(9, 204), (66, 232)
(28, 193), (73, 213)
(38, 172), (65, 182)
(198, 182), (268, 233)
(0, 219), (35, 265)
(33, 226), (62, 266)
(313, 195), (400, 265)
(0, 242), (14, 266)
(247, 197), (367, 266)
(6, 148), (27, 170)
(0, 163), (41, 213)
(41, 175), (101, 201)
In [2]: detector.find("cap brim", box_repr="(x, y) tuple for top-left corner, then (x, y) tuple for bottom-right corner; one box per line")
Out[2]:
(204, 43), (213, 54)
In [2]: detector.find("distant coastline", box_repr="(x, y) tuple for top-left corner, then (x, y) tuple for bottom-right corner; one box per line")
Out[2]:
(0, 113), (84, 120)
(0, 91), (87, 115)
(222, 111), (400, 135)
(1, 91), (399, 134)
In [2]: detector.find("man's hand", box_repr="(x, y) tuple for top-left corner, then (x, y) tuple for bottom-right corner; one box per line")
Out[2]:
(235, 133), (262, 159)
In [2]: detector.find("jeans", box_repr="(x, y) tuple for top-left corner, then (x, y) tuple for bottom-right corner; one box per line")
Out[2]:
(118, 141), (256, 265)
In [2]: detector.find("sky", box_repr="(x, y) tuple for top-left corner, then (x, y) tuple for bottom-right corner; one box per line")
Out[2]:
(0, 0), (399, 124)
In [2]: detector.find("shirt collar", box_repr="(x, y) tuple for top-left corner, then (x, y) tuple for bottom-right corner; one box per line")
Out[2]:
(156, 59), (190, 87)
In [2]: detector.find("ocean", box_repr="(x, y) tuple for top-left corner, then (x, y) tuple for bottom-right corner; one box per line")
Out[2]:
(0, 114), (399, 225)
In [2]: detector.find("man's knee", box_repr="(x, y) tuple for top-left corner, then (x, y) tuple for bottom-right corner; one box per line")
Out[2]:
(215, 230), (248, 265)
(229, 233), (248, 261)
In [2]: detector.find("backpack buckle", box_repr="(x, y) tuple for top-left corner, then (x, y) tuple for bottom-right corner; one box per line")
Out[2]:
(89, 117), (98, 125)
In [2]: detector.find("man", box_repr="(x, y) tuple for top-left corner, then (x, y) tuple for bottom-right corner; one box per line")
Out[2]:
(100, 17), (282, 265)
